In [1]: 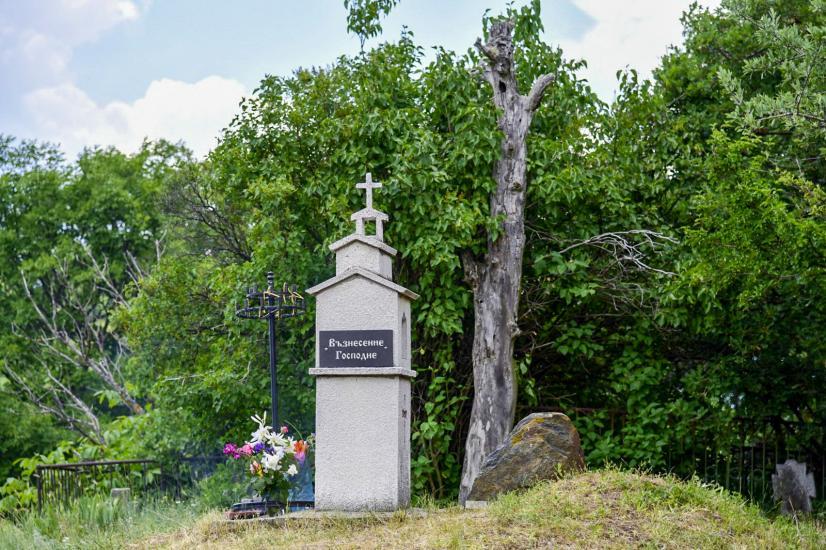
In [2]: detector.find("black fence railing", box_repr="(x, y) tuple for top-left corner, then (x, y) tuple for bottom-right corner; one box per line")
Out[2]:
(159, 455), (228, 500)
(34, 456), (224, 512)
(552, 406), (825, 507)
(664, 429), (826, 507)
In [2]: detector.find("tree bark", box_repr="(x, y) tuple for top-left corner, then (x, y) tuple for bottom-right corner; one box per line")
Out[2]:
(459, 20), (554, 504)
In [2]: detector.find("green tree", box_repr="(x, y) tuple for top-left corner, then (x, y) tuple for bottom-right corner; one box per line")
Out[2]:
(344, 0), (400, 49)
(565, 0), (826, 470)
(657, 0), (826, 458)
(0, 137), (187, 447)
(672, 132), (825, 443)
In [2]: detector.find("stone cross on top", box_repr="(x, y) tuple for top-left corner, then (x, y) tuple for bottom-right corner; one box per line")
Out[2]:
(351, 172), (389, 241)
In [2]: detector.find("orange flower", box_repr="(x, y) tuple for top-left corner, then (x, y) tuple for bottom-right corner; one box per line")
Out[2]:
(293, 440), (308, 463)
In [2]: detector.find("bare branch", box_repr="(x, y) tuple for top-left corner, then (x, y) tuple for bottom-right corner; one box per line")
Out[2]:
(558, 229), (678, 276)
(525, 73), (556, 112)
(3, 360), (104, 444)
(18, 255), (146, 420)
(164, 175), (251, 262)
(83, 247), (127, 305)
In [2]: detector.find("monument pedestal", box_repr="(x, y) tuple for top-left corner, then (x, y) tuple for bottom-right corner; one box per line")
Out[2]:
(310, 367), (415, 511)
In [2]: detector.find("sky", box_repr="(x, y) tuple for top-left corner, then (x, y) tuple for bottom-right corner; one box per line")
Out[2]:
(0, 0), (720, 159)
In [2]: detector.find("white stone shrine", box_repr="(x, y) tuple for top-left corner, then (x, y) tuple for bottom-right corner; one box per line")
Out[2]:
(306, 173), (418, 511)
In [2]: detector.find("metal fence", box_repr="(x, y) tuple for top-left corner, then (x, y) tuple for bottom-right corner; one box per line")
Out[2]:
(664, 427), (825, 506)
(557, 407), (825, 507)
(158, 455), (227, 500)
(34, 456), (224, 512)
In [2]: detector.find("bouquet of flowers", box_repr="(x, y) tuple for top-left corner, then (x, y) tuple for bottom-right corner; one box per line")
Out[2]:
(223, 412), (313, 504)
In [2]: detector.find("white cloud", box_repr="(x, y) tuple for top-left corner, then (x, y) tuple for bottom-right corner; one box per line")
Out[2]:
(4, 1), (243, 158)
(24, 75), (247, 157)
(0, 0), (144, 86)
(556, 0), (721, 101)
(1, 0), (142, 44)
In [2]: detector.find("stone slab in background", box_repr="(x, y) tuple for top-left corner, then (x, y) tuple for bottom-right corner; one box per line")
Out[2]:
(772, 459), (816, 516)
(467, 412), (585, 502)
(110, 488), (130, 506)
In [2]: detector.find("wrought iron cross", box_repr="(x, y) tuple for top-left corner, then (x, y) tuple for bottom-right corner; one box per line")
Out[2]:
(236, 272), (305, 429)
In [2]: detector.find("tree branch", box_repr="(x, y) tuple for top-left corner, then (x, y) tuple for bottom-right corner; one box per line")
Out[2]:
(19, 257), (146, 418)
(461, 250), (482, 289)
(558, 229), (678, 276)
(525, 73), (556, 112)
(3, 360), (104, 444)
(474, 37), (497, 62)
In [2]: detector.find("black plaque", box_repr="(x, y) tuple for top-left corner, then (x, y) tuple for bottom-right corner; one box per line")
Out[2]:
(319, 329), (393, 368)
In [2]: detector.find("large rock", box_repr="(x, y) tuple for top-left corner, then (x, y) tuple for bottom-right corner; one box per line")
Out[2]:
(467, 412), (585, 502)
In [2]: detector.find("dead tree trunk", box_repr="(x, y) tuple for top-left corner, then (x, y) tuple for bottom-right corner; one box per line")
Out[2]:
(459, 20), (555, 504)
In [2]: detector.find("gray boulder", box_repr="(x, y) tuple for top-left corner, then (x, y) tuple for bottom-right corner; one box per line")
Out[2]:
(468, 412), (585, 502)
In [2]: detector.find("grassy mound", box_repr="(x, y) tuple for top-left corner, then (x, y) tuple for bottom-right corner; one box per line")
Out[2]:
(140, 470), (825, 549)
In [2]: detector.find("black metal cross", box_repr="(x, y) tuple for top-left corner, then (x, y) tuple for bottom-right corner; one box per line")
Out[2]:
(236, 272), (305, 429)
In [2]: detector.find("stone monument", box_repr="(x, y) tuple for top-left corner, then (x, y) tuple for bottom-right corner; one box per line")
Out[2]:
(306, 173), (418, 511)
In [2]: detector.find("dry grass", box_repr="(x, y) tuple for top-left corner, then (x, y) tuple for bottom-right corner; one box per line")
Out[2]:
(133, 470), (826, 549)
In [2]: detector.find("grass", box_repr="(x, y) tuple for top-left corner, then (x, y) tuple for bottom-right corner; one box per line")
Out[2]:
(0, 495), (201, 550)
(2, 470), (824, 549)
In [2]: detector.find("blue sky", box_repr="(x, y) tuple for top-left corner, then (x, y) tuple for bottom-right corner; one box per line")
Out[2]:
(0, 1), (718, 158)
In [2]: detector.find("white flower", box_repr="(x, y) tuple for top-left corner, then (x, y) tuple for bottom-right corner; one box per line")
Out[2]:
(261, 452), (282, 472)
(287, 464), (298, 476)
(266, 432), (288, 448)
(249, 412), (272, 445)
(251, 411), (267, 427)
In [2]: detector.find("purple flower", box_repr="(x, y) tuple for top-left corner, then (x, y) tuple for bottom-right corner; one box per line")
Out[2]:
(223, 443), (240, 459)
(252, 442), (266, 454)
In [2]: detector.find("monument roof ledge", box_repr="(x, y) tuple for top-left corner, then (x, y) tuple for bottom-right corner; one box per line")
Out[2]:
(329, 234), (397, 256)
(350, 207), (389, 222)
(306, 266), (419, 300)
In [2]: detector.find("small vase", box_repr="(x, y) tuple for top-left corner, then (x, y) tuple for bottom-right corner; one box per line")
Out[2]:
(260, 484), (289, 516)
